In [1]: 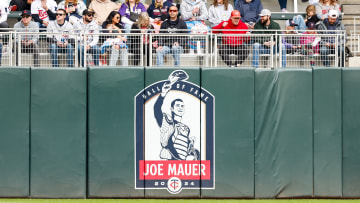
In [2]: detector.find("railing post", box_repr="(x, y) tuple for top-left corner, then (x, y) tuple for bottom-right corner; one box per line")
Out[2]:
(205, 33), (209, 67)
(214, 34), (217, 68)
(271, 35), (274, 68)
(9, 32), (13, 66)
(278, 34), (282, 68)
(77, 34), (80, 68)
(141, 33), (144, 67)
(149, 34), (153, 67)
(18, 33), (21, 67)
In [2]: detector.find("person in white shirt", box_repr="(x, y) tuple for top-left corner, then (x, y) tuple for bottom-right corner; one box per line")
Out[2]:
(208, 0), (233, 28)
(47, 8), (75, 67)
(0, 1), (10, 28)
(31, 0), (57, 28)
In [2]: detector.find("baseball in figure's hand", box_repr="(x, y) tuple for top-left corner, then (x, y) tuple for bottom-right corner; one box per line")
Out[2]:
(161, 82), (172, 96)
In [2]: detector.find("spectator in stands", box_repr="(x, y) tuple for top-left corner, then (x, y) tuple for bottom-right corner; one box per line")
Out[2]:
(73, 9), (100, 67)
(281, 20), (301, 67)
(316, 0), (340, 21)
(130, 12), (154, 66)
(212, 10), (249, 67)
(101, 11), (128, 66)
(14, 10), (40, 67)
(119, 0), (147, 33)
(208, 0), (233, 28)
(9, 0), (32, 12)
(89, 0), (120, 26)
(180, 0), (208, 21)
(252, 9), (281, 68)
(278, 0), (288, 12)
(47, 8), (74, 67)
(31, 0), (57, 28)
(58, 0), (86, 24)
(156, 5), (187, 66)
(300, 21), (320, 66)
(147, 0), (172, 23)
(0, 0), (9, 29)
(234, 0), (262, 29)
(317, 9), (345, 67)
(304, 4), (320, 25)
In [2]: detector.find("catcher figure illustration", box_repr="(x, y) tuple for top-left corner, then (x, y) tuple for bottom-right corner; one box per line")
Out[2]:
(153, 70), (200, 160)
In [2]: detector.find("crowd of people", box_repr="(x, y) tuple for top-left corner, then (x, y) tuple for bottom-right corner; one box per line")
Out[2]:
(0, 0), (346, 67)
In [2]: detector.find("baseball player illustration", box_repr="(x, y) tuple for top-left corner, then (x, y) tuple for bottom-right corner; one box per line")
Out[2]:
(153, 70), (200, 160)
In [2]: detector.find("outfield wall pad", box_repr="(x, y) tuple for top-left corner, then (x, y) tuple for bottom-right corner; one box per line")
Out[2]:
(0, 67), (30, 197)
(30, 68), (86, 198)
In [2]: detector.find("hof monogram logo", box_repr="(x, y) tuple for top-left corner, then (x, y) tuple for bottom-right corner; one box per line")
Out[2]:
(134, 70), (215, 194)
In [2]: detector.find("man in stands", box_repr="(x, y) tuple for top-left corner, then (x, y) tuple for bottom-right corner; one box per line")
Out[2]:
(47, 8), (74, 67)
(73, 9), (100, 67)
(14, 10), (40, 67)
(212, 10), (250, 67)
(235, 0), (263, 29)
(156, 5), (188, 66)
(317, 9), (345, 67)
(252, 9), (281, 68)
(89, 0), (120, 25)
(31, 0), (57, 28)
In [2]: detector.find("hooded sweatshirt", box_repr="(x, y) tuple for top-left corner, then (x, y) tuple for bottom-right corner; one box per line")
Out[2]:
(208, 3), (233, 28)
(180, 0), (208, 21)
(89, 0), (120, 25)
(47, 20), (74, 43)
(119, 2), (147, 26)
(212, 18), (249, 46)
(235, 0), (263, 23)
(73, 19), (99, 46)
(158, 16), (188, 47)
(14, 20), (39, 44)
(317, 18), (346, 45)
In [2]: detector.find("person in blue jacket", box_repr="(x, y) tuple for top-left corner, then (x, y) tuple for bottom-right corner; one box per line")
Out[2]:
(235, 0), (263, 29)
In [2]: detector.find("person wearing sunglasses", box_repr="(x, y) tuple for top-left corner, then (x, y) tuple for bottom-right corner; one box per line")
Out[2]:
(73, 9), (100, 67)
(101, 11), (128, 66)
(14, 10), (40, 67)
(156, 5), (188, 66)
(47, 8), (75, 67)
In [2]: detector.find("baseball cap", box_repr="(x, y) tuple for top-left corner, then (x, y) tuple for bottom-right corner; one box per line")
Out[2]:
(259, 9), (271, 17)
(285, 19), (298, 27)
(82, 9), (95, 16)
(231, 10), (241, 18)
(307, 22), (317, 29)
(328, 10), (338, 19)
(21, 10), (31, 16)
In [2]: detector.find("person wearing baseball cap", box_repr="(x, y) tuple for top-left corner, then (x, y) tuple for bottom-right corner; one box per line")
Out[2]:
(279, 19), (301, 67)
(73, 8), (100, 67)
(317, 9), (345, 67)
(300, 21), (319, 67)
(14, 9), (40, 67)
(212, 10), (250, 67)
(251, 8), (281, 68)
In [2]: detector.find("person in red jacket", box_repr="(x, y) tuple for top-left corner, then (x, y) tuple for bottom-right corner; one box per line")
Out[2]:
(212, 10), (250, 67)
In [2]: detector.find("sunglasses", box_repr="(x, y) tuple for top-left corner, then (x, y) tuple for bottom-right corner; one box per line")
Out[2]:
(86, 14), (94, 17)
(56, 13), (65, 16)
(169, 9), (178, 12)
(22, 15), (31, 18)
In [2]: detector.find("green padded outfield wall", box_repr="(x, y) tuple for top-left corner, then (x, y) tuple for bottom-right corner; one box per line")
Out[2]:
(0, 67), (30, 197)
(342, 68), (360, 198)
(255, 69), (313, 198)
(313, 68), (342, 197)
(88, 67), (144, 198)
(143, 67), (201, 198)
(201, 68), (254, 198)
(30, 68), (86, 198)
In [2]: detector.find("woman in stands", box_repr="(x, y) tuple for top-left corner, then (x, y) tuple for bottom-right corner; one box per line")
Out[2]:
(316, 0), (340, 20)
(101, 11), (129, 66)
(292, 4), (320, 32)
(208, 0), (233, 28)
(119, 0), (147, 33)
(147, 0), (172, 23)
(130, 12), (154, 66)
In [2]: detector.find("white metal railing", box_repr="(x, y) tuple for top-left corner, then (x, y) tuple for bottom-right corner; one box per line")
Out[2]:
(0, 30), (347, 68)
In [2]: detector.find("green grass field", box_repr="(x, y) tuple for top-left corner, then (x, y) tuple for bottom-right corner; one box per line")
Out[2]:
(1, 200), (360, 203)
